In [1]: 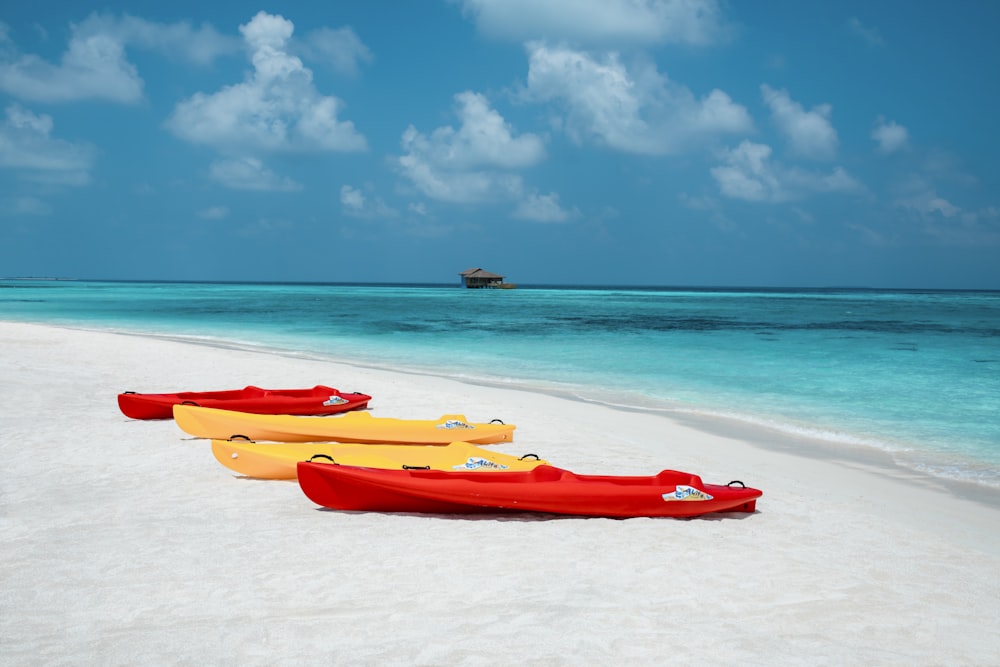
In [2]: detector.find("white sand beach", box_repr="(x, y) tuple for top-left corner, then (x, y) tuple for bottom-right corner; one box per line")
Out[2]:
(2, 320), (998, 665)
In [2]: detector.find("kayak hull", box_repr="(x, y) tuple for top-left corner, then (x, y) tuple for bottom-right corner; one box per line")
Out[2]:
(174, 405), (515, 445)
(297, 463), (761, 518)
(212, 439), (547, 480)
(118, 385), (370, 420)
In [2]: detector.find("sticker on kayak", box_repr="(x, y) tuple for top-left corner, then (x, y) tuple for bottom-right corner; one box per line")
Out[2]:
(453, 457), (509, 471)
(323, 396), (349, 406)
(436, 419), (474, 430)
(662, 486), (714, 502)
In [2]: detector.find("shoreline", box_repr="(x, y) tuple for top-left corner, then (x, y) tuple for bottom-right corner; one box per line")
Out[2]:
(2, 320), (998, 664)
(27, 318), (1000, 505)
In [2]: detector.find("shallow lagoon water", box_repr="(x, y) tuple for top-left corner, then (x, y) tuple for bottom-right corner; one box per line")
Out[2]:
(2, 279), (998, 488)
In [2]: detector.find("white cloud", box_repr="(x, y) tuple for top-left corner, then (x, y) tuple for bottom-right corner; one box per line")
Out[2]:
(395, 91), (544, 204)
(340, 184), (398, 218)
(761, 85), (838, 160)
(116, 15), (239, 64)
(394, 92), (571, 221)
(0, 17), (143, 103)
(521, 44), (751, 155)
(297, 26), (372, 76)
(0, 104), (95, 183)
(455, 0), (730, 46)
(340, 184), (365, 210)
(209, 157), (302, 191)
(0, 13), (369, 106)
(872, 117), (909, 155)
(513, 191), (573, 222)
(711, 141), (781, 201)
(848, 17), (884, 47)
(892, 175), (960, 218)
(711, 140), (862, 202)
(411, 91), (546, 170)
(197, 205), (230, 219)
(890, 176), (1000, 245)
(166, 12), (366, 154)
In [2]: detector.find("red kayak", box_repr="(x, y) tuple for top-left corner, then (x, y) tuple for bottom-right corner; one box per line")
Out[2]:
(297, 462), (761, 518)
(118, 385), (371, 420)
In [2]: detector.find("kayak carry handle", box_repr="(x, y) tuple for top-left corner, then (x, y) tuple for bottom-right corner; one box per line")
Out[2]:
(727, 480), (746, 488)
(309, 454), (335, 463)
(229, 434), (253, 442)
(490, 419), (505, 424)
(519, 453), (540, 460)
(123, 391), (136, 394)
(402, 465), (431, 470)
(181, 400), (200, 406)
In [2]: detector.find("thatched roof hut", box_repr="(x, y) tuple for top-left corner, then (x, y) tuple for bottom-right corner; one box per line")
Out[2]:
(459, 268), (506, 288)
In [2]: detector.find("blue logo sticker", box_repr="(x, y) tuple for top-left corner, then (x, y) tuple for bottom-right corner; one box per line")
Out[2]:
(453, 457), (509, 471)
(323, 396), (349, 406)
(436, 419), (473, 429)
(662, 486), (714, 502)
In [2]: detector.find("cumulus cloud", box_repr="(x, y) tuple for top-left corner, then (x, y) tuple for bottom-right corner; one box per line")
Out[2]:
(0, 14), (241, 104)
(711, 140), (861, 202)
(395, 91), (545, 203)
(0, 18), (143, 103)
(107, 14), (239, 65)
(872, 117), (909, 155)
(166, 12), (366, 154)
(296, 26), (372, 76)
(409, 91), (545, 171)
(761, 85), (838, 160)
(521, 44), (751, 155)
(890, 176), (1000, 245)
(513, 191), (574, 222)
(892, 175), (960, 218)
(394, 92), (573, 221)
(0, 104), (95, 184)
(209, 157), (302, 191)
(340, 184), (398, 218)
(455, 0), (730, 46)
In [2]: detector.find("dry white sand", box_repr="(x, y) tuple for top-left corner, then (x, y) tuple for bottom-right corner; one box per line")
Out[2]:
(2, 321), (998, 666)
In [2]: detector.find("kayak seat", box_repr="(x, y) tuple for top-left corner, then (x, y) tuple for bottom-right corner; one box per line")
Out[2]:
(529, 465), (565, 482)
(654, 470), (703, 487)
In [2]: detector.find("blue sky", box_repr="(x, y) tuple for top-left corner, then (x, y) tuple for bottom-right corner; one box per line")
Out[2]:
(2, 1), (998, 287)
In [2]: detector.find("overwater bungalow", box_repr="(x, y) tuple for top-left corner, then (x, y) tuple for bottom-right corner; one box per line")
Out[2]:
(459, 268), (514, 289)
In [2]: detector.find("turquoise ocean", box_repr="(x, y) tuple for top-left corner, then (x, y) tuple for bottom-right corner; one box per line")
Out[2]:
(2, 279), (998, 490)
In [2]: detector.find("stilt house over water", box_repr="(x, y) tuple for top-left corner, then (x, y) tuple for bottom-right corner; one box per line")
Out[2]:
(459, 268), (510, 288)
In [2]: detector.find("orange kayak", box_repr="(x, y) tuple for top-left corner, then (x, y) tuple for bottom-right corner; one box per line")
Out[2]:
(174, 405), (515, 444)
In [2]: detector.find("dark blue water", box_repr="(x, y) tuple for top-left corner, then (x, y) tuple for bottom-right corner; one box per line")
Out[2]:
(2, 279), (998, 488)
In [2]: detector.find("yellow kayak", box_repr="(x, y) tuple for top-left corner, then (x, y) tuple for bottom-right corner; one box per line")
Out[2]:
(211, 439), (547, 480)
(174, 404), (516, 444)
